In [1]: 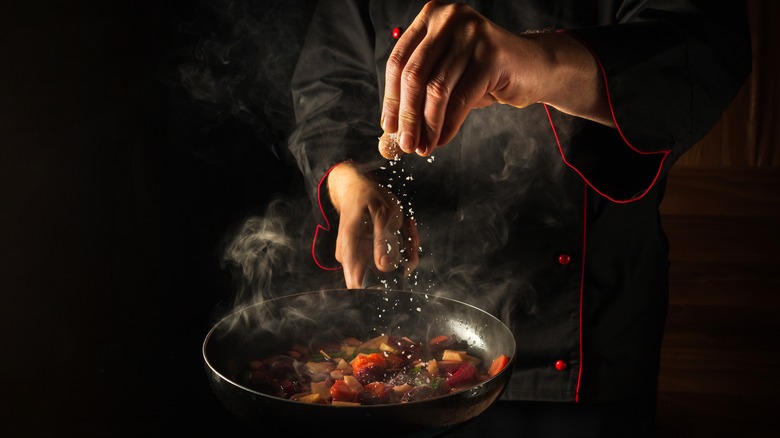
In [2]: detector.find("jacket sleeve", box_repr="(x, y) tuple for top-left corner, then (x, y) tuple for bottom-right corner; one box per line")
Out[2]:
(549, 0), (752, 202)
(287, 0), (386, 269)
(287, 0), (383, 208)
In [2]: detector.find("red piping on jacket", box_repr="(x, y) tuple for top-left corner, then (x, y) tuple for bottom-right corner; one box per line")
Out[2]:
(575, 183), (588, 402)
(547, 30), (671, 204)
(548, 30), (673, 401)
(312, 163), (343, 271)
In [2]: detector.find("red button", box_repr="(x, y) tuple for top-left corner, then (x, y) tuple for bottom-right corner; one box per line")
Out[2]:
(555, 360), (567, 371)
(392, 27), (403, 39)
(558, 254), (571, 265)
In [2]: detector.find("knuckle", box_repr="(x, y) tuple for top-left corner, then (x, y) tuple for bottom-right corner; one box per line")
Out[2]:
(426, 73), (451, 101)
(399, 111), (420, 127)
(386, 52), (405, 77)
(401, 63), (425, 91)
(383, 95), (400, 112)
(422, 1), (441, 15)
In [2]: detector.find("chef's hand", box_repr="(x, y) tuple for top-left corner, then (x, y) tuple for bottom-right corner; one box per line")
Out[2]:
(380, 0), (613, 157)
(327, 161), (419, 289)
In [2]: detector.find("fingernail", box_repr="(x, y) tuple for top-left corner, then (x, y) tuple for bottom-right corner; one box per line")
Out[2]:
(400, 132), (414, 151)
(382, 114), (397, 132)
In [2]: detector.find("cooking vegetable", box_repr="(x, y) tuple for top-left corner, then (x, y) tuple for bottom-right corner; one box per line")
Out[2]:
(330, 376), (363, 403)
(487, 354), (511, 377)
(244, 333), (512, 406)
(350, 352), (387, 384)
(446, 361), (477, 388)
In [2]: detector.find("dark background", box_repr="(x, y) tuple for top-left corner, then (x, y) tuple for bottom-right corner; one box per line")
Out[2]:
(2, 1), (778, 437)
(0, 1), (316, 435)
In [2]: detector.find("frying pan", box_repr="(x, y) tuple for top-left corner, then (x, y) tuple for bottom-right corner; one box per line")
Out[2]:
(202, 289), (516, 437)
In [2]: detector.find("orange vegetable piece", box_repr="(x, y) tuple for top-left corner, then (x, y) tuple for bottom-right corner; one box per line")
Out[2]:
(429, 335), (450, 346)
(350, 353), (386, 372)
(330, 379), (361, 403)
(487, 354), (510, 377)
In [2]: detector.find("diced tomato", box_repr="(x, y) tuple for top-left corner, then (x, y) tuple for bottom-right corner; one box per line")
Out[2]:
(330, 379), (362, 403)
(350, 353), (386, 371)
(361, 382), (394, 404)
(446, 361), (477, 388)
(350, 353), (387, 384)
(487, 354), (511, 377)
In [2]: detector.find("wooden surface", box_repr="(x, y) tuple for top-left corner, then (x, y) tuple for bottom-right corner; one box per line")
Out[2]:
(675, 0), (780, 167)
(656, 167), (780, 437)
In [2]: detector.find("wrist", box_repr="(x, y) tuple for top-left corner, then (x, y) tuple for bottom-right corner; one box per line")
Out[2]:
(533, 31), (613, 126)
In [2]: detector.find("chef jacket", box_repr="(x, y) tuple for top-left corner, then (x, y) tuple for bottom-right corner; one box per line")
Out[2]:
(287, 0), (751, 403)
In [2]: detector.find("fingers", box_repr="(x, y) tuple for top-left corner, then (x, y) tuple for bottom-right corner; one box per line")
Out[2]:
(371, 216), (419, 280)
(396, 31), (459, 155)
(381, 11), (426, 136)
(381, 2), (492, 156)
(378, 132), (402, 160)
(439, 59), (494, 145)
(370, 199), (404, 273)
(334, 213), (373, 289)
(385, 1), (458, 154)
(417, 33), (475, 155)
(332, 180), (410, 288)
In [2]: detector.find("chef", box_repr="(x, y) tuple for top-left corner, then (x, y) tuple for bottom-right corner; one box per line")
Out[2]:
(287, 0), (751, 435)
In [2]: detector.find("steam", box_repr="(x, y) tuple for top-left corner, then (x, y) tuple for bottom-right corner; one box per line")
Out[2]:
(218, 195), (346, 298)
(174, 2), (575, 335)
(220, 198), (300, 301)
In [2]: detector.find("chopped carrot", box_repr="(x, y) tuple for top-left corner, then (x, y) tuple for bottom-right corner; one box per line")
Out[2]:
(429, 335), (450, 346)
(350, 353), (386, 371)
(487, 354), (511, 377)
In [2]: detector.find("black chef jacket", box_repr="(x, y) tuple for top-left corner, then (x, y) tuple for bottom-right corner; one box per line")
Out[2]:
(287, 0), (751, 404)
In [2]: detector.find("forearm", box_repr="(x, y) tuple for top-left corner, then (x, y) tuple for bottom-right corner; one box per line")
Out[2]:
(514, 31), (614, 128)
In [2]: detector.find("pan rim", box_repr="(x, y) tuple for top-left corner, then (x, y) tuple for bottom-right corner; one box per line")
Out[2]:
(202, 288), (516, 408)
